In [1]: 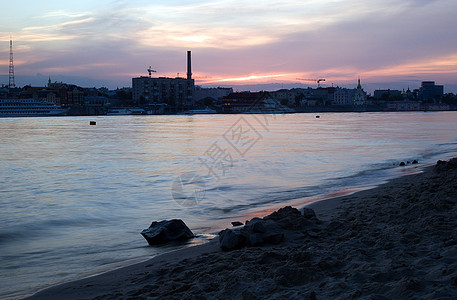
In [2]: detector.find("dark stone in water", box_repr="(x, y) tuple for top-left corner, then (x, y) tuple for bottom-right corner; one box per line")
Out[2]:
(231, 221), (243, 227)
(399, 162), (406, 166)
(141, 219), (194, 245)
(412, 160), (418, 164)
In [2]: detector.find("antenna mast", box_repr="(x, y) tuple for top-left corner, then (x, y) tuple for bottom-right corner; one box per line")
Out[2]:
(9, 36), (15, 88)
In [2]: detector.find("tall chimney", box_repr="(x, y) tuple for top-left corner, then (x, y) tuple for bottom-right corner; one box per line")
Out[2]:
(187, 50), (192, 80)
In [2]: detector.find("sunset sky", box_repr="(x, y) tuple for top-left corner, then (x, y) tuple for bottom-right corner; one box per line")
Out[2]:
(1, 0), (457, 93)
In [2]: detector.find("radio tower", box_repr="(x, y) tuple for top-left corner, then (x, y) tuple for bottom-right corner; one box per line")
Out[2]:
(9, 36), (15, 89)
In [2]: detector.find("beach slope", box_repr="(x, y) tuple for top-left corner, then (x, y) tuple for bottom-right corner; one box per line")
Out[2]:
(27, 158), (457, 299)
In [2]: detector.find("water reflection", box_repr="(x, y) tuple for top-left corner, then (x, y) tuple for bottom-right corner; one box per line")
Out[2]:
(0, 112), (457, 298)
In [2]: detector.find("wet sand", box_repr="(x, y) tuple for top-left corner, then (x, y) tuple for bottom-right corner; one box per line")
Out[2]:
(26, 158), (457, 299)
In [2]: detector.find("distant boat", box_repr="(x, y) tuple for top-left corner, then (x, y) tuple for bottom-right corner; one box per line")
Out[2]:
(0, 99), (69, 117)
(178, 107), (217, 115)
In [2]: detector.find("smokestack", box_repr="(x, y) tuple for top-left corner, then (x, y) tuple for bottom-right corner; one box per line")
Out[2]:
(187, 50), (192, 80)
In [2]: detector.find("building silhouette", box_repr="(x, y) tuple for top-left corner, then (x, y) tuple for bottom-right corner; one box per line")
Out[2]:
(132, 51), (195, 106)
(418, 81), (443, 101)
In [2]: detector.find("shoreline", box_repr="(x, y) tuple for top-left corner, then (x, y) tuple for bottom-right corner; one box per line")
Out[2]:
(17, 164), (421, 299)
(26, 158), (457, 299)
(1, 109), (455, 118)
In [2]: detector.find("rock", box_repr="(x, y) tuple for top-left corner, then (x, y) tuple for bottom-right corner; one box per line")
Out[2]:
(244, 218), (284, 246)
(246, 218), (267, 233)
(434, 160), (446, 173)
(141, 219), (194, 245)
(302, 207), (317, 219)
(399, 162), (406, 166)
(218, 206), (319, 250)
(266, 206), (317, 230)
(218, 229), (245, 251)
(231, 221), (243, 227)
(219, 218), (284, 251)
(434, 158), (457, 173)
(412, 160), (418, 164)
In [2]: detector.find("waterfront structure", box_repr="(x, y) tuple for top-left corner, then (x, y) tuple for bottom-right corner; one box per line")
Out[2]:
(222, 92), (269, 113)
(0, 98), (69, 117)
(333, 88), (353, 105)
(311, 88), (335, 106)
(0, 87), (8, 99)
(353, 78), (367, 105)
(418, 81), (444, 101)
(401, 87), (414, 100)
(21, 82), (85, 107)
(193, 86), (233, 103)
(332, 79), (367, 105)
(269, 89), (297, 106)
(293, 87), (336, 106)
(374, 89), (402, 100)
(386, 100), (420, 111)
(132, 51), (195, 106)
(421, 103), (450, 111)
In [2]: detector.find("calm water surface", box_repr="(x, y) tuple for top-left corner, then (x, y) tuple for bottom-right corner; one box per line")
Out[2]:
(1, 112), (457, 299)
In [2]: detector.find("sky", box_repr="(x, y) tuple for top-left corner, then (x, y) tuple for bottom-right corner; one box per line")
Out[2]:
(1, 0), (457, 93)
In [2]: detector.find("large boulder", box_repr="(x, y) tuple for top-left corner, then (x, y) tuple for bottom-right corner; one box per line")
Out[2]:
(141, 219), (194, 245)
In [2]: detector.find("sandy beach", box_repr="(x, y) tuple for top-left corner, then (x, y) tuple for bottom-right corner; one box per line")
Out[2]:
(26, 158), (457, 299)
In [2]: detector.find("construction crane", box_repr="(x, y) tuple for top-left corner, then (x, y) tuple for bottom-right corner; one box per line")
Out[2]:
(147, 66), (157, 77)
(296, 78), (326, 87)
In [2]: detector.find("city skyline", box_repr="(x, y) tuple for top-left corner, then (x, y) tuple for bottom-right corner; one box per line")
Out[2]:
(1, 0), (457, 93)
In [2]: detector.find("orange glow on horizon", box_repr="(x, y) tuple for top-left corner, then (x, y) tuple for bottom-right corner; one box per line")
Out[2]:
(197, 73), (305, 85)
(194, 53), (457, 88)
